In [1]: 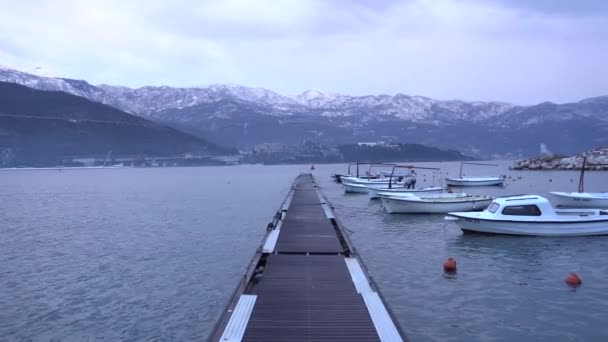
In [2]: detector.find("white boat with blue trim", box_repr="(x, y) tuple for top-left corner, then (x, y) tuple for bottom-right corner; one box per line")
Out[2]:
(446, 195), (608, 236)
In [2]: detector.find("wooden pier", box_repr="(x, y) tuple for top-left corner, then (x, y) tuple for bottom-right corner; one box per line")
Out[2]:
(208, 174), (407, 342)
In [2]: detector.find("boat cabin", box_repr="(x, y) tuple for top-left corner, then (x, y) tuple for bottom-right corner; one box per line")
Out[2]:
(485, 196), (556, 218)
(484, 195), (608, 219)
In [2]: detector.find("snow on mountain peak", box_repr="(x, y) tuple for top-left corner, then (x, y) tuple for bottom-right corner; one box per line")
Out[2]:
(0, 65), (521, 122)
(299, 89), (330, 99)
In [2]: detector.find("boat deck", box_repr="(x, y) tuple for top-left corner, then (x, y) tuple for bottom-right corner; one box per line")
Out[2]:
(208, 174), (406, 342)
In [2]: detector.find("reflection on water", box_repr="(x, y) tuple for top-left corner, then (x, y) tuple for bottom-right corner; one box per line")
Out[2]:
(1, 161), (607, 341)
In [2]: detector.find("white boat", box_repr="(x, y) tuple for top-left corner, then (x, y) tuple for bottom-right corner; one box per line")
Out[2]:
(446, 162), (504, 187)
(343, 182), (375, 194)
(550, 192), (608, 209)
(341, 176), (401, 186)
(380, 193), (493, 214)
(446, 195), (608, 236)
(445, 177), (504, 187)
(368, 186), (443, 199)
(547, 157), (608, 209)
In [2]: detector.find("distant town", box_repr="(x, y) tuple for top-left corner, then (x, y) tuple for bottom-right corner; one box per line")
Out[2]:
(1, 141), (471, 168)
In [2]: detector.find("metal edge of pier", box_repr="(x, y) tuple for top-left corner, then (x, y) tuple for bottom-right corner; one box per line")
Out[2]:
(208, 173), (408, 342)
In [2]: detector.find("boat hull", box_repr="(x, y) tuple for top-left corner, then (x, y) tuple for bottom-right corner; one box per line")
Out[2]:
(368, 187), (443, 199)
(453, 217), (608, 236)
(550, 192), (608, 209)
(445, 178), (504, 187)
(343, 183), (371, 194)
(341, 176), (402, 186)
(381, 197), (492, 214)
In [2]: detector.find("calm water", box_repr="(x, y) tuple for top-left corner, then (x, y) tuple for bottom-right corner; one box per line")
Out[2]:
(1, 162), (607, 341)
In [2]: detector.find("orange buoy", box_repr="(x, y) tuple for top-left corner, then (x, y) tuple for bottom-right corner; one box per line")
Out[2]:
(443, 257), (457, 273)
(565, 273), (582, 287)
(310, 164), (315, 170)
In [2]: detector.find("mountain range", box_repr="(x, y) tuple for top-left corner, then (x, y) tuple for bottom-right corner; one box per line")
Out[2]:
(1, 66), (607, 157)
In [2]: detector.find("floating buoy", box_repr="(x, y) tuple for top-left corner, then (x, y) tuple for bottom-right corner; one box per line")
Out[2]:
(443, 257), (457, 273)
(565, 273), (582, 287)
(549, 179), (552, 182)
(310, 164), (315, 170)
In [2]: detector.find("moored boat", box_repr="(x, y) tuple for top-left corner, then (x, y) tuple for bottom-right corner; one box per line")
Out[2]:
(548, 157), (608, 208)
(368, 186), (443, 199)
(341, 176), (395, 185)
(446, 195), (608, 236)
(380, 193), (493, 214)
(332, 162), (389, 183)
(343, 182), (376, 194)
(446, 162), (504, 187)
(550, 192), (608, 209)
(445, 177), (504, 187)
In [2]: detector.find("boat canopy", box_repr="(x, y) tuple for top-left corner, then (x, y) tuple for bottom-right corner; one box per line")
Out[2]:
(387, 164), (440, 188)
(458, 161), (499, 178)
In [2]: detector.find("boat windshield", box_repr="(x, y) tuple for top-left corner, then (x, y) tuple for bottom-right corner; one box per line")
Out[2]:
(488, 202), (499, 213)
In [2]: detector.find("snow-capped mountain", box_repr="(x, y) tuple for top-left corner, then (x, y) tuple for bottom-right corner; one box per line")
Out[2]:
(0, 66), (513, 122)
(1, 66), (606, 156)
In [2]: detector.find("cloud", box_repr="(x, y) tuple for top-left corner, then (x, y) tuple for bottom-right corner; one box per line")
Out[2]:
(0, 0), (606, 104)
(484, 0), (608, 16)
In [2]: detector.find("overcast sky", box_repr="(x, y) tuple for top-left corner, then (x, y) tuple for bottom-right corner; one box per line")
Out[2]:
(1, 0), (607, 104)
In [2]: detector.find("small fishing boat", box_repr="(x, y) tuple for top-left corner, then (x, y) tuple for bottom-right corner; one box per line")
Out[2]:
(446, 195), (608, 236)
(446, 162), (504, 187)
(340, 162), (399, 185)
(445, 177), (504, 187)
(368, 186), (443, 199)
(341, 176), (396, 185)
(332, 163), (361, 183)
(549, 157), (608, 208)
(550, 192), (608, 209)
(380, 193), (493, 214)
(344, 182), (380, 194)
(333, 162), (393, 183)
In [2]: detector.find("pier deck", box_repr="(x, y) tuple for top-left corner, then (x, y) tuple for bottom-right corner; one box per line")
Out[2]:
(208, 174), (406, 342)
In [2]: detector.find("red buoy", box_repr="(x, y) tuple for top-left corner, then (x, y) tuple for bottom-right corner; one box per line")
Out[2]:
(565, 273), (582, 287)
(443, 257), (457, 273)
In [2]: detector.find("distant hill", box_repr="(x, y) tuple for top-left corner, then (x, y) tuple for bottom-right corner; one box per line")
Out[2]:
(337, 143), (472, 162)
(0, 82), (234, 166)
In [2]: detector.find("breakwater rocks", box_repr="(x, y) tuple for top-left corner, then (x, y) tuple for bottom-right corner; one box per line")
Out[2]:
(511, 148), (608, 171)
